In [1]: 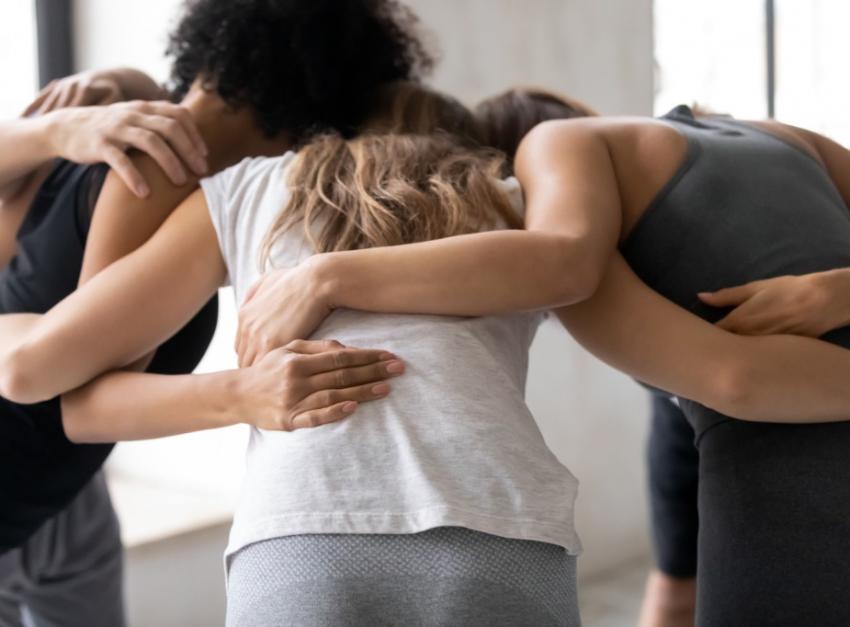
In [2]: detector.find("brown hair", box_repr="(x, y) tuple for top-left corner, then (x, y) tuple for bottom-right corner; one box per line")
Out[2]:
(260, 83), (520, 262)
(475, 87), (598, 161)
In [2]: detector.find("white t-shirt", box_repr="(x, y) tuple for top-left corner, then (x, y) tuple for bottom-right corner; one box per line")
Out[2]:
(201, 154), (581, 565)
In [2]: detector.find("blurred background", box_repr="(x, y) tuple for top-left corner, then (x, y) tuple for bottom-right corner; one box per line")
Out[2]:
(1, 1), (848, 625)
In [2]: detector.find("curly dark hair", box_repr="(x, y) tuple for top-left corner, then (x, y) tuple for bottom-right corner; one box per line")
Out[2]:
(166, 0), (434, 142)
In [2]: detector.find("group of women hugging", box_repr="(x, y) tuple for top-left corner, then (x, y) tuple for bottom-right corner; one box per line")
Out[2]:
(2, 1), (850, 626)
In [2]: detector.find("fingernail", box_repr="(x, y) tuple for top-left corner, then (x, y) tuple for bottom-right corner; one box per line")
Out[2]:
(385, 361), (405, 375)
(343, 402), (358, 414)
(379, 352), (398, 361)
(137, 183), (150, 197)
(372, 383), (390, 396)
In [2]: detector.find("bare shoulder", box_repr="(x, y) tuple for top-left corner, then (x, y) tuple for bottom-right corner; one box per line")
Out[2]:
(518, 116), (681, 157)
(743, 119), (824, 164)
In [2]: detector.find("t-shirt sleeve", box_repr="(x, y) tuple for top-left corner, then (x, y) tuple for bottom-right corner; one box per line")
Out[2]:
(199, 163), (245, 288)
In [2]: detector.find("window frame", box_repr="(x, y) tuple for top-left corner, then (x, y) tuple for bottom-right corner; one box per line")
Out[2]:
(35, 0), (74, 88)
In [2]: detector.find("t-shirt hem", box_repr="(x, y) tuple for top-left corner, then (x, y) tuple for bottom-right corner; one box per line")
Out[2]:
(223, 505), (582, 578)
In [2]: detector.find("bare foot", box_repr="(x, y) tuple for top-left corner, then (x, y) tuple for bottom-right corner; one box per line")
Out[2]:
(637, 570), (696, 627)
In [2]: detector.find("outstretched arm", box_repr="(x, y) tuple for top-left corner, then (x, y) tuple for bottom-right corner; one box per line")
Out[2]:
(558, 254), (850, 423)
(61, 340), (402, 443)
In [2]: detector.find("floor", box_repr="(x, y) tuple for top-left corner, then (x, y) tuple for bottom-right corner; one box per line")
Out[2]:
(580, 556), (650, 627)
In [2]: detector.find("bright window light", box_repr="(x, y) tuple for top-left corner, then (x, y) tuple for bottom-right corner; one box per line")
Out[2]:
(0, 2), (38, 118)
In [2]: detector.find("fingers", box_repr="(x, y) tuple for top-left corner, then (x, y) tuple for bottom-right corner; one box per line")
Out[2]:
(147, 101), (208, 159)
(23, 82), (53, 116)
(285, 339), (347, 355)
(102, 146), (149, 197)
(308, 358), (404, 391)
(57, 81), (79, 109)
(39, 85), (64, 115)
(716, 310), (774, 335)
(120, 125), (189, 186)
(137, 112), (208, 176)
(698, 283), (759, 307)
(290, 400), (359, 430)
(295, 380), (393, 415)
(289, 346), (397, 376)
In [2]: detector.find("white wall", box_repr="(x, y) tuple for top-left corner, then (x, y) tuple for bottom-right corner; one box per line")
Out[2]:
(73, 0), (655, 614)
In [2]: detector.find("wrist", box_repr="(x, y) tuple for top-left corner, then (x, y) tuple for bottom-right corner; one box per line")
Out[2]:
(30, 112), (61, 161)
(815, 268), (850, 328)
(203, 370), (245, 428)
(308, 253), (343, 311)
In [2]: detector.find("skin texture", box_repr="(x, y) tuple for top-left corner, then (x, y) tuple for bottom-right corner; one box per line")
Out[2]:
(5, 109), (850, 438)
(233, 116), (850, 424)
(0, 71), (400, 441)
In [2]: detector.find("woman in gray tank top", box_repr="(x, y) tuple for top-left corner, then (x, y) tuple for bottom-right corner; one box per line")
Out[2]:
(236, 94), (850, 626)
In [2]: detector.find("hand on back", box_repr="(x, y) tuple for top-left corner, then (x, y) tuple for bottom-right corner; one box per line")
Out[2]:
(699, 270), (850, 337)
(236, 339), (405, 431)
(236, 256), (337, 368)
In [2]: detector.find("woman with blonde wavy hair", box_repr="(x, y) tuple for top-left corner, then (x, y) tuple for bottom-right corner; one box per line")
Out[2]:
(0, 83), (583, 626)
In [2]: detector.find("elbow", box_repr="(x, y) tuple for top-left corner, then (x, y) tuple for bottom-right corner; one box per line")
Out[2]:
(555, 256), (605, 307)
(702, 361), (759, 420)
(572, 262), (605, 304)
(60, 392), (102, 444)
(61, 415), (87, 444)
(546, 235), (608, 307)
(0, 344), (45, 405)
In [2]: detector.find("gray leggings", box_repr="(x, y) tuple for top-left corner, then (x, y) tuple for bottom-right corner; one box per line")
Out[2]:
(226, 527), (580, 627)
(0, 472), (125, 627)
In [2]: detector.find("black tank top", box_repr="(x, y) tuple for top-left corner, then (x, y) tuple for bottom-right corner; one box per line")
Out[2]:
(621, 106), (850, 434)
(0, 160), (218, 552)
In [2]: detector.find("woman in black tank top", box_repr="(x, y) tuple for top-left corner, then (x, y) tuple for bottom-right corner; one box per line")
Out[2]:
(0, 0), (431, 558)
(0, 157), (218, 552)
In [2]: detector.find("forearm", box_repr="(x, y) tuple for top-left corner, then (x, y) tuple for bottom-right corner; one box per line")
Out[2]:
(61, 370), (242, 443)
(316, 230), (601, 317)
(558, 254), (850, 423)
(0, 314), (40, 347)
(0, 115), (55, 198)
(0, 191), (224, 404)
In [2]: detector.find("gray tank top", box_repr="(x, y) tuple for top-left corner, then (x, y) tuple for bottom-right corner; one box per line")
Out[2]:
(621, 106), (850, 431)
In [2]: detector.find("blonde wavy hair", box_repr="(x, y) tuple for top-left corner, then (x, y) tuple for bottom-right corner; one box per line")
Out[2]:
(260, 82), (522, 263)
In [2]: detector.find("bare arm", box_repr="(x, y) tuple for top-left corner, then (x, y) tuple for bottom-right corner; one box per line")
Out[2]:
(0, 101), (205, 203)
(558, 254), (850, 423)
(237, 118), (850, 423)
(236, 120), (622, 365)
(61, 340), (401, 443)
(318, 121), (622, 313)
(0, 189), (226, 403)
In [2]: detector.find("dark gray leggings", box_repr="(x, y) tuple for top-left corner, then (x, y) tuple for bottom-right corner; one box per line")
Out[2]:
(681, 401), (850, 627)
(226, 527), (580, 627)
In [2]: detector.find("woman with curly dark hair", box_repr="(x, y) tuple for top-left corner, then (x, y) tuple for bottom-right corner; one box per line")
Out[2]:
(0, 0), (429, 623)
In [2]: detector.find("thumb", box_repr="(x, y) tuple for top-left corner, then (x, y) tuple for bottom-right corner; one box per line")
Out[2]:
(698, 283), (758, 307)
